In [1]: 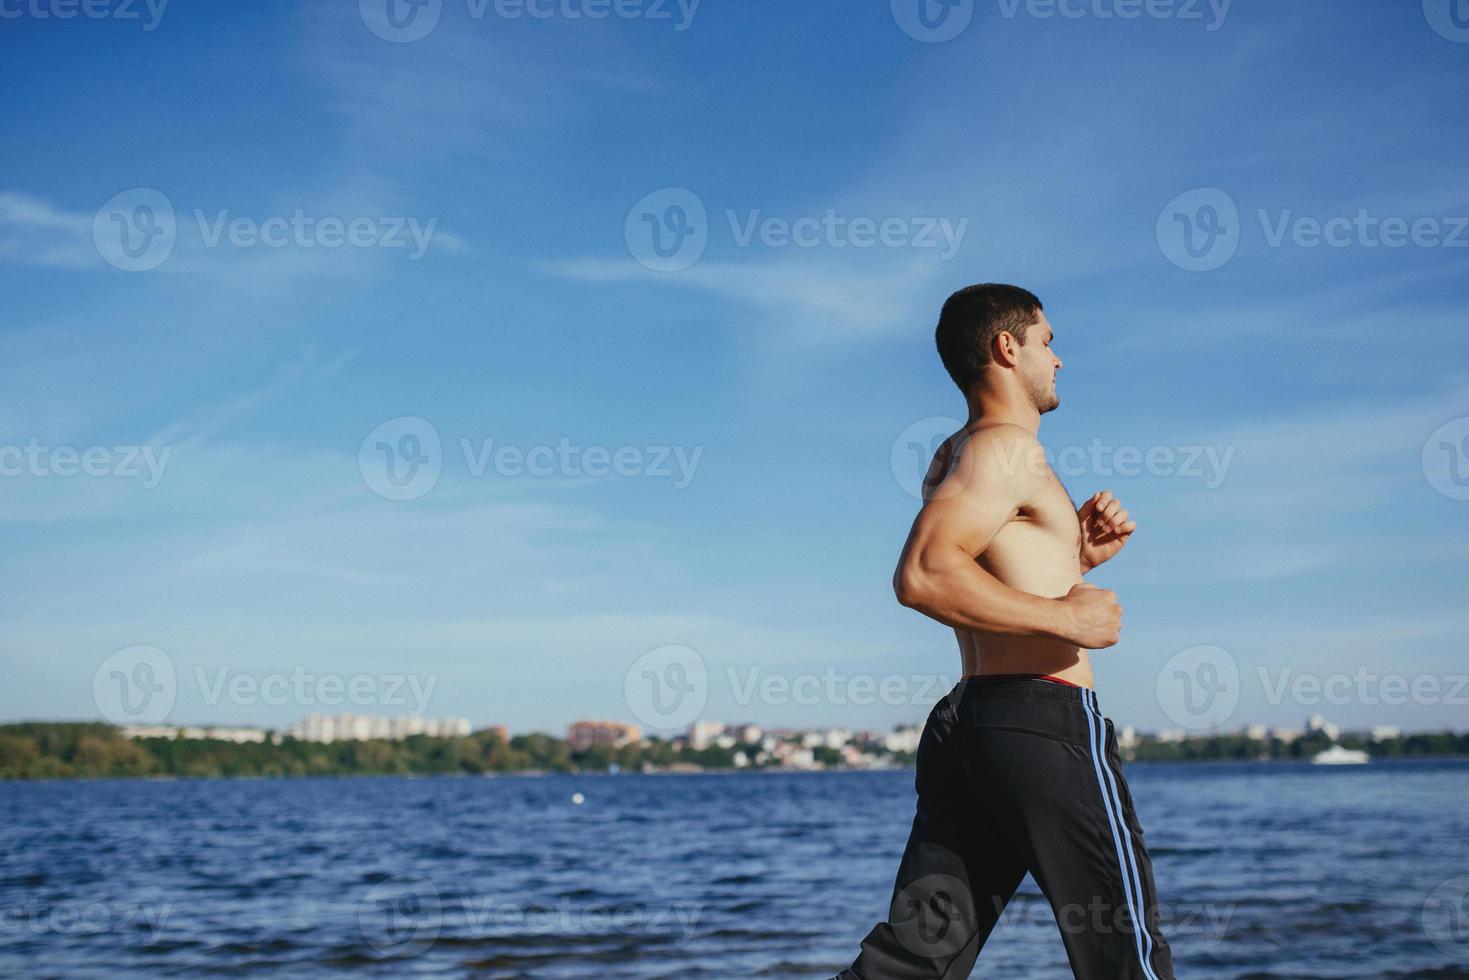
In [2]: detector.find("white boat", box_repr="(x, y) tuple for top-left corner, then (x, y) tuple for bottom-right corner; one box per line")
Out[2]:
(1311, 745), (1370, 765)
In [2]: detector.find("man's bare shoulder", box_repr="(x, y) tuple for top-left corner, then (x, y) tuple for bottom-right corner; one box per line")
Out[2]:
(925, 424), (1047, 501)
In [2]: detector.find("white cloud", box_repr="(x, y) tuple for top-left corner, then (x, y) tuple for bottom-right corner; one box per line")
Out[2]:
(0, 191), (99, 270)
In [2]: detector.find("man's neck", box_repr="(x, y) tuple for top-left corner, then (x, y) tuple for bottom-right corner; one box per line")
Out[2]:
(965, 392), (1041, 435)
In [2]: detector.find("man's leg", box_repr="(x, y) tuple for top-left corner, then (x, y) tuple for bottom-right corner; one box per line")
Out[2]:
(837, 698), (1027, 980)
(963, 688), (1176, 980)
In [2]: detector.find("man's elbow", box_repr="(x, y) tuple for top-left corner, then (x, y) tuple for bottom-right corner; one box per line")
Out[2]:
(892, 564), (931, 611)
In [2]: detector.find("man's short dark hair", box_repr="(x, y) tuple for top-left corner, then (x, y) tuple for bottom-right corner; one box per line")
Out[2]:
(934, 283), (1043, 394)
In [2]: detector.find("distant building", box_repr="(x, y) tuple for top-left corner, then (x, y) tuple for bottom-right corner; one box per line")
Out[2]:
(1245, 724), (1269, 741)
(688, 720), (725, 751)
(884, 725), (921, 754)
(287, 713), (472, 744)
(1271, 727), (1301, 743)
(735, 723), (763, 744)
(121, 725), (269, 744)
(482, 724), (511, 743)
(1306, 714), (1341, 741)
(819, 728), (851, 750)
(566, 720), (642, 751)
(1371, 725), (1402, 740)
(776, 745), (818, 769)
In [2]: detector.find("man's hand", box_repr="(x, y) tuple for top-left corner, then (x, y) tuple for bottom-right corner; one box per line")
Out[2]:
(1078, 490), (1136, 572)
(1059, 582), (1123, 648)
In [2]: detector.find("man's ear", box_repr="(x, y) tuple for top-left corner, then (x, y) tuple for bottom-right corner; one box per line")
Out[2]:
(992, 330), (1020, 368)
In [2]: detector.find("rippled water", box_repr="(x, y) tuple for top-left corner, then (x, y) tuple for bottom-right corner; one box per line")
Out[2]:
(2, 761), (1468, 978)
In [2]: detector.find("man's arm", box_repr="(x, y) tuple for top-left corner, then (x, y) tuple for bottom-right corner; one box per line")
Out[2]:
(1077, 489), (1136, 575)
(892, 426), (1121, 649)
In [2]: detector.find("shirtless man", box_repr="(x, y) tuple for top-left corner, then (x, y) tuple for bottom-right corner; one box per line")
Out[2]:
(835, 284), (1176, 980)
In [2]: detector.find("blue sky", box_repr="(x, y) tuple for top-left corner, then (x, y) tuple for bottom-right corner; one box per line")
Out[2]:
(1, 0), (1466, 737)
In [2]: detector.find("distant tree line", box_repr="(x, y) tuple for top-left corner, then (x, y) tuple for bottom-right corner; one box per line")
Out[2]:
(1126, 729), (1469, 762)
(1, 723), (1463, 780)
(0, 723), (777, 780)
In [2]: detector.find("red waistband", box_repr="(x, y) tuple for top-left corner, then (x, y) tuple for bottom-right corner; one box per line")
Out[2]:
(961, 672), (1079, 688)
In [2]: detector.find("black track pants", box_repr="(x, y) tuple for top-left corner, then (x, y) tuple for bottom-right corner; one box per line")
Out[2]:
(837, 677), (1176, 980)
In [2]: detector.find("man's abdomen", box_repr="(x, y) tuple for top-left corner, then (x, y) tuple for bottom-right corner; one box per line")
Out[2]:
(957, 629), (1095, 689)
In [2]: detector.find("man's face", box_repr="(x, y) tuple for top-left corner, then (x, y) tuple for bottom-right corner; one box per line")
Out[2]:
(1017, 312), (1062, 413)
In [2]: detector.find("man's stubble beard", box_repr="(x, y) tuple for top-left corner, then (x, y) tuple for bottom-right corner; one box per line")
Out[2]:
(1027, 372), (1060, 414)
